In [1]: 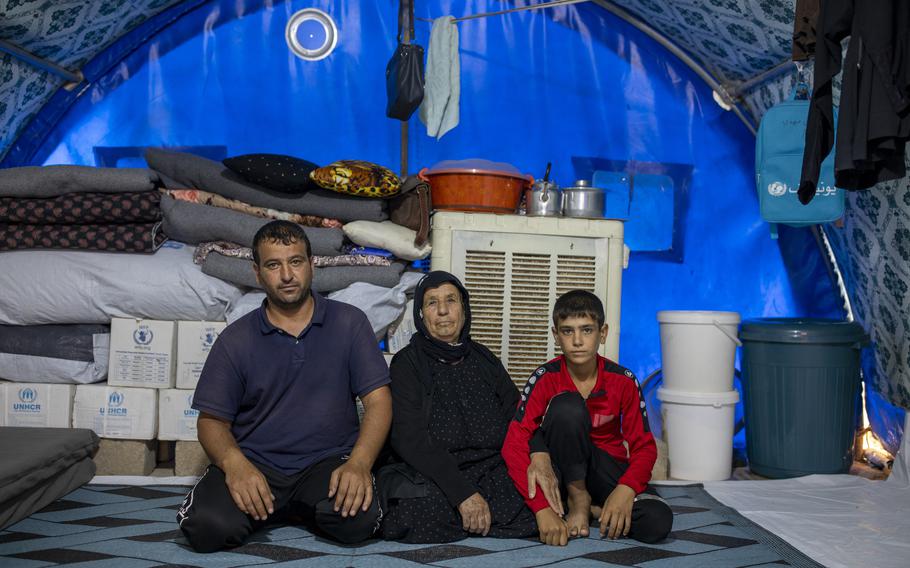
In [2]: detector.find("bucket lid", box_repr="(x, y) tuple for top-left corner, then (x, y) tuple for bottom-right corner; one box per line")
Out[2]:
(657, 387), (740, 405)
(425, 158), (528, 179)
(656, 310), (741, 325)
(739, 318), (869, 345)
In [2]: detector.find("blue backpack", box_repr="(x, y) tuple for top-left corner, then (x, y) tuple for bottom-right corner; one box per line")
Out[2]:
(755, 84), (843, 238)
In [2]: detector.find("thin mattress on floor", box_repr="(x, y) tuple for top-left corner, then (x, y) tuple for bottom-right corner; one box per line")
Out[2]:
(0, 427), (100, 530)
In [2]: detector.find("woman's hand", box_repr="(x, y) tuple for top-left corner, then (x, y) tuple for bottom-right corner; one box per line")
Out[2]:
(527, 452), (563, 517)
(599, 484), (635, 539)
(535, 507), (569, 546)
(458, 492), (492, 535)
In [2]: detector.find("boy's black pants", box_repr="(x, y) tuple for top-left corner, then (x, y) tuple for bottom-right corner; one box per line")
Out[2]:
(177, 453), (380, 552)
(537, 391), (673, 544)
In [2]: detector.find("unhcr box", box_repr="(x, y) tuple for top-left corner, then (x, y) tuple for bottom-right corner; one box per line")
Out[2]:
(0, 382), (74, 428)
(158, 388), (199, 441)
(176, 321), (226, 389)
(72, 384), (157, 439)
(108, 318), (176, 389)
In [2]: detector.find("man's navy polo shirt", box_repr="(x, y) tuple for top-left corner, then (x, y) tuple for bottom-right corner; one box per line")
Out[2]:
(191, 292), (390, 475)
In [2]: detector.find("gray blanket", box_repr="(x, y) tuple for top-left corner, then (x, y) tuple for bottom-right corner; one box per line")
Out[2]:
(160, 195), (343, 256)
(0, 427), (99, 530)
(0, 166), (159, 198)
(0, 324), (108, 362)
(146, 147), (388, 222)
(202, 253), (407, 293)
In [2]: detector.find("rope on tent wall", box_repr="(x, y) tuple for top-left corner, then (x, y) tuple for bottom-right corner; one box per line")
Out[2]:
(815, 225), (855, 322)
(414, 0), (759, 135)
(416, 0), (591, 23)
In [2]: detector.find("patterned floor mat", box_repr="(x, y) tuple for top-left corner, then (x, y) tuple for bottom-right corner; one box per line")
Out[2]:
(0, 484), (823, 567)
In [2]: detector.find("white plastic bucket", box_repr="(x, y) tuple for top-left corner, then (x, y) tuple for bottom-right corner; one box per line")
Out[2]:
(657, 310), (741, 393)
(658, 387), (739, 481)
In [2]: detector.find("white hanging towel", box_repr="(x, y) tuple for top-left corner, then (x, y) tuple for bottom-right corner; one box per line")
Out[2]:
(419, 16), (460, 139)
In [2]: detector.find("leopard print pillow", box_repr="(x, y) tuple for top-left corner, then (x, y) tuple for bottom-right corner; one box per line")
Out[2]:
(310, 160), (401, 198)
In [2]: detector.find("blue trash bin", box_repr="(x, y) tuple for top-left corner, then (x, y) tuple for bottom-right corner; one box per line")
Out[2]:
(739, 318), (868, 478)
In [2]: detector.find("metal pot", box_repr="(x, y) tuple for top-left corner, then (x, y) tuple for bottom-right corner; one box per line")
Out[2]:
(562, 179), (606, 219)
(525, 180), (562, 216)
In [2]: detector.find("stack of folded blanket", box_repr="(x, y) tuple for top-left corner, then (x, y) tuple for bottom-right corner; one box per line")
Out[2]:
(0, 166), (165, 253)
(146, 148), (430, 294)
(0, 153), (433, 385)
(0, 241), (244, 383)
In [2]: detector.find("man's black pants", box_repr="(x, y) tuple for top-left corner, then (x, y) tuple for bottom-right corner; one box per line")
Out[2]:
(538, 391), (673, 544)
(177, 453), (381, 552)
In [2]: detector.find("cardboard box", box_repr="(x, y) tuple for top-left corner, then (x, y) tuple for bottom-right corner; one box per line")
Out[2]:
(108, 318), (176, 389)
(73, 384), (157, 440)
(158, 389), (199, 441)
(0, 382), (74, 428)
(176, 321), (226, 389)
(175, 440), (210, 477)
(93, 438), (156, 475)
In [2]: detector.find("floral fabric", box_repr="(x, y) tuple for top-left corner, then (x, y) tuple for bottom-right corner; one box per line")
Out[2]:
(163, 189), (342, 229)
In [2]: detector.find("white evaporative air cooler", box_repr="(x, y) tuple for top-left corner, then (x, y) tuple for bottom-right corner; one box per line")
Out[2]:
(430, 212), (627, 386)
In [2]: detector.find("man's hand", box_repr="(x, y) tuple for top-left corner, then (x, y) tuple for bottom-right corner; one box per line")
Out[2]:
(328, 458), (373, 517)
(599, 484), (635, 540)
(222, 453), (274, 521)
(527, 452), (563, 517)
(535, 507), (569, 546)
(458, 492), (491, 536)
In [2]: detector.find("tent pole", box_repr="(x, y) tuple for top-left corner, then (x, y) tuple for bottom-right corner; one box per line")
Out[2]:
(0, 39), (83, 88)
(729, 59), (797, 98)
(399, 0), (411, 177)
(591, 0), (756, 135)
(401, 122), (409, 177)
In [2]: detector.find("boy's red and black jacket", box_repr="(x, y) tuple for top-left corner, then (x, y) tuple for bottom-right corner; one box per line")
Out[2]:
(501, 354), (657, 513)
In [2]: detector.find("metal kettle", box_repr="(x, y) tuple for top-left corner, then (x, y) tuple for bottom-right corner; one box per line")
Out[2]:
(526, 179), (562, 216)
(525, 162), (562, 216)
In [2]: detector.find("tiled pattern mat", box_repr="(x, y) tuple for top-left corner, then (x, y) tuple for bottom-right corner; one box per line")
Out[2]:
(0, 484), (823, 567)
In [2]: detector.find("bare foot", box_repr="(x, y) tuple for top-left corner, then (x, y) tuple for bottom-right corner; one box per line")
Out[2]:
(565, 490), (592, 538)
(590, 504), (602, 520)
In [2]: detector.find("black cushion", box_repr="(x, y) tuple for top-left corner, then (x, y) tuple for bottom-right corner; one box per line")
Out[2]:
(223, 153), (319, 194)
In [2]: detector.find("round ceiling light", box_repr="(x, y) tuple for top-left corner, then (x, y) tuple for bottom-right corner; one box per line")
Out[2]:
(286, 8), (338, 61)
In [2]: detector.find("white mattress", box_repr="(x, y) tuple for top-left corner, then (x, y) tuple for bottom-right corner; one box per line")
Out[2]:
(705, 414), (910, 568)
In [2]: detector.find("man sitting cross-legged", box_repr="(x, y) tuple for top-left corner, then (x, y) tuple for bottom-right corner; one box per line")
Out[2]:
(177, 220), (392, 552)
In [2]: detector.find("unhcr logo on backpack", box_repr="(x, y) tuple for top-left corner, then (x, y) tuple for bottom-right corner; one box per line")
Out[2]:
(767, 181), (787, 197)
(14, 387), (41, 412)
(768, 180), (838, 198)
(101, 391), (128, 415)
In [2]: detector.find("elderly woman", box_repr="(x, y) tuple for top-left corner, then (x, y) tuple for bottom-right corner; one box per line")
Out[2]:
(379, 271), (538, 543)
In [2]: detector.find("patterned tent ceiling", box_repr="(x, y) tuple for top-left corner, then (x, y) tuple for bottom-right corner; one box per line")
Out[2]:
(0, 0), (797, 164)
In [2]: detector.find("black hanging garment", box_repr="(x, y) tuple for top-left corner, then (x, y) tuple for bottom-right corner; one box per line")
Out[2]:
(386, 0), (425, 120)
(792, 0), (820, 62)
(798, 0), (910, 204)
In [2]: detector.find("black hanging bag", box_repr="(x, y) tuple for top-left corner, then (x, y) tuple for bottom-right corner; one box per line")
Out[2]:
(386, 0), (425, 120)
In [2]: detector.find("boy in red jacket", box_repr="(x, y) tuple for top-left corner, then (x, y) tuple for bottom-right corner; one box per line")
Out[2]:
(502, 290), (672, 546)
